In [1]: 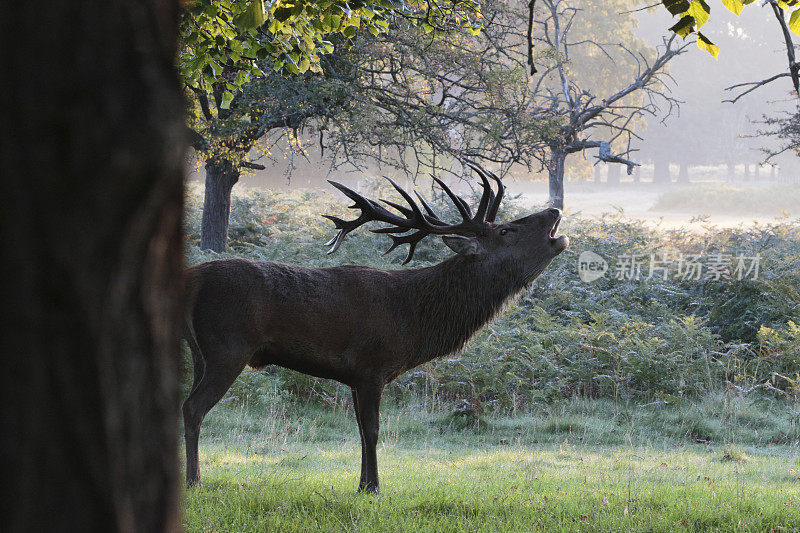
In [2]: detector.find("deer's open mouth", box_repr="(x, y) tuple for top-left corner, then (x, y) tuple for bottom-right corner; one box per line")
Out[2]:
(548, 216), (569, 252)
(548, 216), (561, 240)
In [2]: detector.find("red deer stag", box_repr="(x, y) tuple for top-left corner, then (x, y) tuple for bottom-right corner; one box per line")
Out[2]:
(182, 163), (569, 492)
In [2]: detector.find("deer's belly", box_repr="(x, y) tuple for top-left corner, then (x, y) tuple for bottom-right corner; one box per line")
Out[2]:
(248, 340), (351, 383)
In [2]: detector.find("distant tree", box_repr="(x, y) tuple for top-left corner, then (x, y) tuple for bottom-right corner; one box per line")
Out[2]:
(2, 1), (184, 531)
(635, 4), (784, 184)
(529, 0), (688, 208)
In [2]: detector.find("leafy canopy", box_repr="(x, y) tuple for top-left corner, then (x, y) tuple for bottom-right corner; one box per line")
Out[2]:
(180, 0), (480, 106)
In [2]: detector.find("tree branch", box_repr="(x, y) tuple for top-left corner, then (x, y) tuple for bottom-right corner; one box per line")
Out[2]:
(724, 1), (799, 102)
(527, 0), (538, 74)
(240, 161), (266, 170)
(724, 72), (793, 103)
(769, 0), (800, 96)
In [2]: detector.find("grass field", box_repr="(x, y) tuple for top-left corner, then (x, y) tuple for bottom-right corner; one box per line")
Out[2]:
(183, 393), (800, 532)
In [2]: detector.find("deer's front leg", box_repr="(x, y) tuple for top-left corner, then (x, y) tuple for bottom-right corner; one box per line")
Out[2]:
(353, 382), (383, 493)
(351, 388), (367, 487)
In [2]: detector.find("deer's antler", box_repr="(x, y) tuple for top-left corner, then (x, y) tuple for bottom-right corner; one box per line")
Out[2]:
(324, 163), (505, 264)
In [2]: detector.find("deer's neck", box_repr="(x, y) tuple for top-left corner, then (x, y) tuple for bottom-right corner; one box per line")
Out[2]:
(400, 255), (527, 365)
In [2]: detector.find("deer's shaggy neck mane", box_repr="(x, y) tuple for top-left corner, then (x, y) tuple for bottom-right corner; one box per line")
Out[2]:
(399, 254), (529, 365)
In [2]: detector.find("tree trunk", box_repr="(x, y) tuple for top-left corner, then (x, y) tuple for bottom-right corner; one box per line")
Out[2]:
(726, 160), (736, 182)
(607, 164), (621, 186)
(548, 150), (567, 209)
(653, 155), (671, 184)
(771, 164), (777, 181)
(677, 162), (689, 184)
(754, 164), (760, 181)
(743, 163), (751, 181)
(1, 2), (183, 532)
(200, 159), (240, 252)
(593, 164), (602, 183)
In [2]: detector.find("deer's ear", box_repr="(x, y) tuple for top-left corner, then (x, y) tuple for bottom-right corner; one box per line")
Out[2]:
(442, 235), (485, 256)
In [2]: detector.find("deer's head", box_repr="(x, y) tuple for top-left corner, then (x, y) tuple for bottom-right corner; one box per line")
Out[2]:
(324, 163), (568, 279)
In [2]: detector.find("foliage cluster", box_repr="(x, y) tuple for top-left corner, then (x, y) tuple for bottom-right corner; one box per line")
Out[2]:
(184, 183), (800, 411)
(180, 0), (480, 92)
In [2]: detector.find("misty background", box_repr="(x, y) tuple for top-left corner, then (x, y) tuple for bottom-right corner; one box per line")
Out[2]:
(187, 4), (799, 228)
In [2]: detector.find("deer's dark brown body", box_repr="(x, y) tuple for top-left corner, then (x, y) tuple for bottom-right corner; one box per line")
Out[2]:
(182, 166), (568, 492)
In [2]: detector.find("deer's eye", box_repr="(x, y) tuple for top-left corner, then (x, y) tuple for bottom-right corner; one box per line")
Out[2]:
(500, 228), (508, 236)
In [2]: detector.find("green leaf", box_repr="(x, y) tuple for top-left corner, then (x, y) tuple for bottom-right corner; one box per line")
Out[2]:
(696, 32), (719, 57)
(669, 15), (696, 38)
(235, 0), (266, 29)
(298, 57), (311, 73)
(662, 0), (690, 16)
(220, 90), (234, 109)
(790, 8), (800, 37)
(687, 0), (710, 28)
(273, 6), (294, 22)
(721, 0), (745, 15)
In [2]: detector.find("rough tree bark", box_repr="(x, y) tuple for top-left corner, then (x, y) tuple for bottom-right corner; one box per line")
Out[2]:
(200, 158), (240, 252)
(548, 150), (567, 209)
(1, 2), (184, 532)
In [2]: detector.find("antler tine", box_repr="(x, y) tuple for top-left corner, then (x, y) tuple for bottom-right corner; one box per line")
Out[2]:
(465, 161), (505, 223)
(414, 192), (446, 224)
(325, 180), (409, 255)
(380, 198), (415, 218)
(431, 176), (472, 221)
(384, 231), (428, 265)
(322, 215), (362, 254)
(471, 171), (494, 223)
(383, 176), (431, 228)
(485, 171), (504, 222)
(324, 173), (496, 262)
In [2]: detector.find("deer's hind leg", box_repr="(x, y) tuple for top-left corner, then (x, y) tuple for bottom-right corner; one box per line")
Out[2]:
(182, 340), (248, 487)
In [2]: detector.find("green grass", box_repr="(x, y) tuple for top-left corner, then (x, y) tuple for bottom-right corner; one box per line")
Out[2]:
(183, 396), (800, 532)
